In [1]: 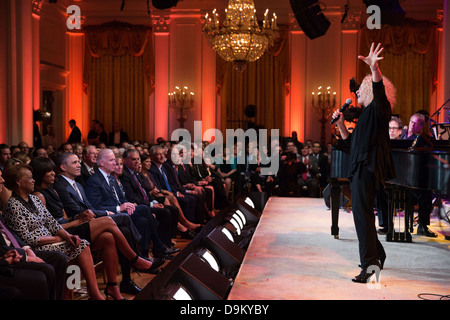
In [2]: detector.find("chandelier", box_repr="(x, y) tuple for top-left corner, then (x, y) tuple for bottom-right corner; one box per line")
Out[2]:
(169, 86), (195, 128)
(202, 0), (279, 71)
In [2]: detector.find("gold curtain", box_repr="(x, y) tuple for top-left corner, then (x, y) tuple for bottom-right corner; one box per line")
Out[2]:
(358, 21), (438, 124)
(83, 21), (154, 142)
(217, 29), (290, 134)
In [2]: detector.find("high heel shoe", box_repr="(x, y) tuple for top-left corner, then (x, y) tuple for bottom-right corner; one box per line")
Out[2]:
(352, 260), (382, 283)
(129, 255), (165, 275)
(104, 282), (126, 300)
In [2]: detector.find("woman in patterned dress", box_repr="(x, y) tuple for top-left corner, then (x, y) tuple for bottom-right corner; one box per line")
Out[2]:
(2, 164), (106, 300)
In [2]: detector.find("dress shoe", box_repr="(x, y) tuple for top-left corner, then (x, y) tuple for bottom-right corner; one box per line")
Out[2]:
(180, 229), (196, 240)
(417, 224), (437, 237)
(352, 260), (382, 283)
(138, 257), (166, 274)
(120, 279), (142, 295)
(377, 227), (388, 235)
(153, 247), (174, 260)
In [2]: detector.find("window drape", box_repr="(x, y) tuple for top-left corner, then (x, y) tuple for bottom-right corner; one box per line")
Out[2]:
(217, 29), (290, 135)
(83, 21), (154, 143)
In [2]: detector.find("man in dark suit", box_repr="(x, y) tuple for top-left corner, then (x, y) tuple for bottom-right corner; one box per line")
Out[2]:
(53, 152), (145, 294)
(84, 148), (173, 260)
(0, 170), (67, 300)
(121, 149), (178, 249)
(332, 43), (395, 283)
(76, 145), (98, 187)
(67, 119), (82, 144)
(311, 141), (329, 189)
(109, 122), (129, 147)
(149, 145), (202, 224)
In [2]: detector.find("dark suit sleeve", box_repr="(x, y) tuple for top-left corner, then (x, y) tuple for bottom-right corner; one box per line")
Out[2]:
(84, 175), (120, 213)
(120, 171), (143, 205)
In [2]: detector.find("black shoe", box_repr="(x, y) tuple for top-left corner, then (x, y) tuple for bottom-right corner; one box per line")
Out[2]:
(153, 247), (175, 260)
(120, 280), (142, 295)
(417, 224), (437, 237)
(180, 229), (196, 240)
(352, 260), (382, 283)
(138, 257), (166, 274)
(377, 227), (388, 235)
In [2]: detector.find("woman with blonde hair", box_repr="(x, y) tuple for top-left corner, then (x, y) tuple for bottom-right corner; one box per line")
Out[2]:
(332, 43), (396, 283)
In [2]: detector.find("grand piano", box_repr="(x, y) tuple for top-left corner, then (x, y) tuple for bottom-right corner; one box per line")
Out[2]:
(329, 138), (450, 242)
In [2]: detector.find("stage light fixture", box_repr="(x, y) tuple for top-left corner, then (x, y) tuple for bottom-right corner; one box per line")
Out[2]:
(172, 253), (232, 300)
(229, 217), (242, 235)
(245, 197), (255, 208)
(196, 248), (220, 272)
(221, 227), (235, 242)
(232, 213), (245, 229)
(161, 282), (194, 300)
(235, 210), (247, 225)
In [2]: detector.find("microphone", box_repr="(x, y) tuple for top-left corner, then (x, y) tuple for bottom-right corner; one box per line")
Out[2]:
(331, 98), (352, 124)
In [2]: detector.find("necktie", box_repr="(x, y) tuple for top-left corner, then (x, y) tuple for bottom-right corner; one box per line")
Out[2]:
(73, 182), (83, 201)
(161, 167), (172, 192)
(107, 175), (121, 205)
(133, 173), (149, 201)
(0, 219), (20, 248)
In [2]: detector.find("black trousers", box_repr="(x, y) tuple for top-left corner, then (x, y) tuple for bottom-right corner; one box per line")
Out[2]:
(0, 250), (67, 300)
(350, 163), (386, 269)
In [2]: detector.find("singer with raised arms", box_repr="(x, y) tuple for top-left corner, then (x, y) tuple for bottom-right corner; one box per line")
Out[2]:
(331, 43), (397, 283)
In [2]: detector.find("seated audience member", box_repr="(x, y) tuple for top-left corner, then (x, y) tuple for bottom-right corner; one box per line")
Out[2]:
(389, 116), (403, 140)
(17, 142), (30, 156)
(31, 156), (156, 298)
(33, 148), (48, 158)
(139, 154), (198, 239)
(248, 149), (276, 195)
(0, 144), (12, 171)
(2, 164), (104, 300)
(149, 145), (201, 225)
(278, 152), (304, 197)
(176, 147), (215, 215)
(59, 142), (73, 153)
(298, 144), (320, 198)
(217, 147), (238, 197)
(76, 145), (98, 187)
(0, 169), (67, 300)
(120, 150), (179, 252)
(84, 148), (172, 260)
(190, 144), (229, 210)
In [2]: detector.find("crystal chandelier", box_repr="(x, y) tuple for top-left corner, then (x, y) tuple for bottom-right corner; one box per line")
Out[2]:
(202, 0), (279, 71)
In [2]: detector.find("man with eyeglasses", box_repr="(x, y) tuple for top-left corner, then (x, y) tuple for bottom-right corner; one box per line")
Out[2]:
(389, 116), (403, 140)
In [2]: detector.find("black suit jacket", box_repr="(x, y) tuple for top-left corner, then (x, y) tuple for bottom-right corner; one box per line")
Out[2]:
(67, 126), (82, 144)
(108, 131), (129, 147)
(120, 165), (154, 206)
(84, 169), (127, 213)
(0, 216), (28, 263)
(346, 80), (395, 184)
(53, 175), (108, 219)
